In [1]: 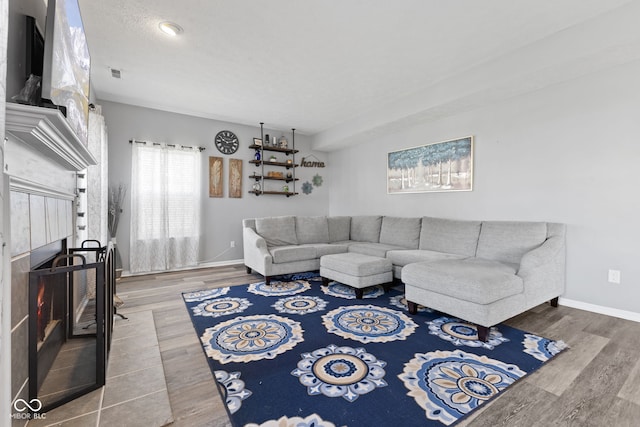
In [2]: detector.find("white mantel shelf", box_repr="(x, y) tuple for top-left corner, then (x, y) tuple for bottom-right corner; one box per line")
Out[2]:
(5, 102), (97, 171)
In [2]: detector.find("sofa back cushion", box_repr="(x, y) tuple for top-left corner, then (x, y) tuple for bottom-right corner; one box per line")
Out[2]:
(350, 216), (382, 242)
(476, 221), (548, 265)
(419, 217), (481, 256)
(255, 216), (298, 246)
(295, 216), (330, 244)
(379, 216), (421, 249)
(328, 216), (351, 242)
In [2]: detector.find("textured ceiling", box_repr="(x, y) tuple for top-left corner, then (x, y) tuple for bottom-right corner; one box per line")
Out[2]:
(77, 0), (640, 150)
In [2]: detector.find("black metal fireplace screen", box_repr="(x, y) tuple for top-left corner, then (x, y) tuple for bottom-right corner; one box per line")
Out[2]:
(28, 240), (116, 412)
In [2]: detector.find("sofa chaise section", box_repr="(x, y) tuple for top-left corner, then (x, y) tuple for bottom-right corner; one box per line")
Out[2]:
(403, 221), (566, 340)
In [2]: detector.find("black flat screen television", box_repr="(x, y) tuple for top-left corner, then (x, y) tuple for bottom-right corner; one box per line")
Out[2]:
(41, 0), (91, 145)
(26, 15), (45, 79)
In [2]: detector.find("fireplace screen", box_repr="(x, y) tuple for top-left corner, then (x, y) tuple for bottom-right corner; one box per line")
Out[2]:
(28, 242), (115, 412)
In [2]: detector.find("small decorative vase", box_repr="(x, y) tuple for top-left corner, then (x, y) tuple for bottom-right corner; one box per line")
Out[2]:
(254, 150), (261, 160)
(282, 185), (289, 192)
(110, 237), (123, 279)
(278, 135), (288, 148)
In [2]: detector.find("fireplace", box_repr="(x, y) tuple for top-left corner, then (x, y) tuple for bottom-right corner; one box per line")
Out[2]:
(28, 240), (115, 412)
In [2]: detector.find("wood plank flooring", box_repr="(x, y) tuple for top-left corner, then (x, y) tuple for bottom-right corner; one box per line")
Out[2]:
(115, 265), (640, 426)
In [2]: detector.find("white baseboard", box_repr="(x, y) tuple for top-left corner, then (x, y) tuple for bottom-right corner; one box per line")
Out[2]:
(121, 258), (245, 277)
(559, 297), (640, 323)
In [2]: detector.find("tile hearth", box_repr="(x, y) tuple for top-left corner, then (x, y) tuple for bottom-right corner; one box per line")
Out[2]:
(25, 311), (173, 427)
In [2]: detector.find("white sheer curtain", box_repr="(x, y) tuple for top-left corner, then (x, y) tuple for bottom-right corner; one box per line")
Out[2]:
(130, 142), (201, 273)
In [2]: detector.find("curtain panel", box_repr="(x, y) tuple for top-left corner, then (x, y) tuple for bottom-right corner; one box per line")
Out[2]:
(130, 143), (201, 273)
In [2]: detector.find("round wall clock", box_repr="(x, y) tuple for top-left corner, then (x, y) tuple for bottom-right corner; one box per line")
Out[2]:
(215, 130), (239, 154)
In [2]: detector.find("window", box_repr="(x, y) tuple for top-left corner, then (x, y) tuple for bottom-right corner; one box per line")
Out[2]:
(130, 143), (201, 273)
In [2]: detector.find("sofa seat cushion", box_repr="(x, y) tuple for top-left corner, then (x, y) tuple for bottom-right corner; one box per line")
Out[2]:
(321, 252), (392, 277)
(348, 242), (405, 258)
(402, 258), (523, 305)
(269, 245), (316, 264)
(300, 243), (349, 257)
(387, 249), (466, 268)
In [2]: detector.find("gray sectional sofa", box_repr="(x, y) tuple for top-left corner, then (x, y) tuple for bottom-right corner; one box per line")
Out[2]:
(242, 215), (566, 340)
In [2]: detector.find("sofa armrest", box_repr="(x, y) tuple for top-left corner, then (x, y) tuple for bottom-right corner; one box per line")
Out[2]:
(517, 235), (564, 275)
(243, 227), (273, 272)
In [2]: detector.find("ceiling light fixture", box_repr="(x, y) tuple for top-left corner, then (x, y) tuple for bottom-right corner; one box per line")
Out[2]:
(158, 21), (183, 36)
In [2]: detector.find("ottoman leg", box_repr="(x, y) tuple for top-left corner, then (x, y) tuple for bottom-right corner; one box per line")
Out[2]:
(246, 266), (252, 274)
(355, 288), (364, 299)
(322, 277), (330, 286)
(407, 301), (418, 314)
(477, 325), (490, 342)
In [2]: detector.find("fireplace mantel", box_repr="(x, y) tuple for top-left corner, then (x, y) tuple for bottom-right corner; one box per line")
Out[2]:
(5, 102), (97, 172)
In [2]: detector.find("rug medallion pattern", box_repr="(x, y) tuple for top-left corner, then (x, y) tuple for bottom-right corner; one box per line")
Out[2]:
(291, 343), (387, 402)
(322, 305), (418, 343)
(201, 314), (304, 364)
(184, 273), (567, 426)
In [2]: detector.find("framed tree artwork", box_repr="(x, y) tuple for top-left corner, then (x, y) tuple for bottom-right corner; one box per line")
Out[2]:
(229, 158), (242, 198)
(387, 136), (473, 194)
(209, 156), (223, 197)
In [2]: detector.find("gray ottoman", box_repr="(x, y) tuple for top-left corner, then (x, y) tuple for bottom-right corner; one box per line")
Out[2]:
(320, 253), (393, 299)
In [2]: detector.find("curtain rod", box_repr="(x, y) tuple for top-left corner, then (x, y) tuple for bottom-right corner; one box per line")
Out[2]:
(129, 139), (206, 152)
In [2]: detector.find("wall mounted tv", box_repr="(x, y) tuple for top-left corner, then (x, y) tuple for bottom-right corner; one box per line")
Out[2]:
(26, 16), (45, 80)
(41, 0), (91, 146)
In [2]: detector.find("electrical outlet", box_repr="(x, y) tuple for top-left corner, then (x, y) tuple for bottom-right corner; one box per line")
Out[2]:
(608, 269), (621, 284)
(230, 240), (235, 248)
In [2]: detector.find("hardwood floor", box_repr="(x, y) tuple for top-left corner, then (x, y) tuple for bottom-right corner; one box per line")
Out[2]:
(116, 265), (640, 426)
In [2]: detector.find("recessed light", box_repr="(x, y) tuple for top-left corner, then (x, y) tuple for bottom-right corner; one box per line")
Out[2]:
(159, 21), (183, 36)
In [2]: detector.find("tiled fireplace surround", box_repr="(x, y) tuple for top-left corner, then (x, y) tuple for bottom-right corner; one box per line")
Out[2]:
(5, 103), (96, 426)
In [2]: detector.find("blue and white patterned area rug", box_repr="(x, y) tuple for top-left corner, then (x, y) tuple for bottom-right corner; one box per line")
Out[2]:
(183, 272), (567, 427)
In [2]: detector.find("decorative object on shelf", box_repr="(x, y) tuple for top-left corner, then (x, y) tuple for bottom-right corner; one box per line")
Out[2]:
(286, 172), (293, 179)
(388, 136), (473, 194)
(278, 135), (288, 148)
(254, 150), (261, 161)
(252, 182), (261, 192)
(269, 155), (277, 162)
(299, 154), (326, 168)
(264, 134), (270, 146)
(229, 158), (243, 198)
(312, 174), (323, 187)
(286, 158), (293, 165)
(267, 171), (284, 178)
(209, 156), (223, 197)
(302, 181), (313, 195)
(215, 130), (240, 154)
(253, 138), (262, 146)
(108, 183), (127, 275)
(282, 185), (289, 192)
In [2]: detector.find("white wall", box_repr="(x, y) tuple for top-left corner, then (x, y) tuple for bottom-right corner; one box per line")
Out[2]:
(1, 0), (11, 422)
(327, 60), (640, 315)
(102, 101), (329, 272)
